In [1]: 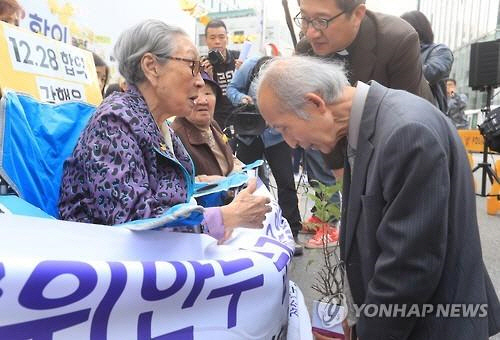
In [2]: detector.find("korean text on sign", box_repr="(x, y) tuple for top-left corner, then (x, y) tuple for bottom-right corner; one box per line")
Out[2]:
(4, 25), (90, 84)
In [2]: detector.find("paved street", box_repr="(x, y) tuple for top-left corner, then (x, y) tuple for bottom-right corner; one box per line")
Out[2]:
(287, 154), (500, 338)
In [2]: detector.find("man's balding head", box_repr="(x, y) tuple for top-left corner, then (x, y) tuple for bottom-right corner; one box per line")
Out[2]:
(255, 56), (351, 153)
(255, 56), (348, 117)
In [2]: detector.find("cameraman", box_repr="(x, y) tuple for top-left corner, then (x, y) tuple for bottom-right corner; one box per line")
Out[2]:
(227, 56), (303, 255)
(446, 78), (468, 129)
(201, 19), (242, 129)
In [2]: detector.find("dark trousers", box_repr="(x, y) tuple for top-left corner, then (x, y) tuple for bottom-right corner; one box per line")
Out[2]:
(236, 138), (301, 236)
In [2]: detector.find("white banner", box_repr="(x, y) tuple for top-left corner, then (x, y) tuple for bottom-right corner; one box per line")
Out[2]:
(0, 188), (311, 339)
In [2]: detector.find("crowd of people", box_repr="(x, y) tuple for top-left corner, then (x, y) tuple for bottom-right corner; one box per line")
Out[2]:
(1, 0), (499, 338)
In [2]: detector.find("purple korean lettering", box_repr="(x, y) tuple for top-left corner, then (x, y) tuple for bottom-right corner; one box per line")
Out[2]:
(253, 237), (292, 272)
(0, 263), (4, 298)
(141, 261), (187, 301)
(90, 262), (127, 340)
(18, 261), (97, 310)
(182, 261), (215, 308)
(138, 312), (193, 340)
(207, 275), (264, 328)
(217, 258), (253, 275)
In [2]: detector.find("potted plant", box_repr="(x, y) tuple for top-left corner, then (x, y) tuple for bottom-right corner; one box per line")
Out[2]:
(300, 180), (348, 338)
(302, 180), (342, 249)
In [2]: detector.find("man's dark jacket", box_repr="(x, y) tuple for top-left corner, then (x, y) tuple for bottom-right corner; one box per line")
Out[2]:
(212, 49), (240, 128)
(341, 81), (500, 339)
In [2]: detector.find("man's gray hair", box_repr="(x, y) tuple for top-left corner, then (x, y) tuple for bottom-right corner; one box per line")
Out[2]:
(255, 56), (349, 119)
(113, 19), (188, 85)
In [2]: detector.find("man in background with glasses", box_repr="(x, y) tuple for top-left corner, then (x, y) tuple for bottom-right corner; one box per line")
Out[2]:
(295, 0), (432, 101)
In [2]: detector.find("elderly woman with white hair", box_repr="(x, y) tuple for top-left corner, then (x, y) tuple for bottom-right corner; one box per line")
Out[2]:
(59, 19), (271, 240)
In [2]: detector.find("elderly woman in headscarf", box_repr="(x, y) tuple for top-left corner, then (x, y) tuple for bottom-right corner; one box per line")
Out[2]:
(172, 71), (243, 180)
(59, 19), (271, 241)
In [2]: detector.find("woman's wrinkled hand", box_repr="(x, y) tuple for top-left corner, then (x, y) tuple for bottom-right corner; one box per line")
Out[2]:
(220, 178), (271, 229)
(196, 175), (224, 183)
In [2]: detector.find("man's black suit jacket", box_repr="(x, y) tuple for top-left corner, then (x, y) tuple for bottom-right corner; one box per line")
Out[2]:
(341, 81), (500, 339)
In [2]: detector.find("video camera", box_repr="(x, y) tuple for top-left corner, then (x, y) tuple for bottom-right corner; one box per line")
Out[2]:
(479, 107), (500, 152)
(229, 104), (266, 136)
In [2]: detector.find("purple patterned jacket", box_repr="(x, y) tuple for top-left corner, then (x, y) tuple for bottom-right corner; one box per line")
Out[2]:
(59, 86), (223, 237)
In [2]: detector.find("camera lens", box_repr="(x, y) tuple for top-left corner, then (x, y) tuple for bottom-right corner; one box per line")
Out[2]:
(208, 49), (224, 65)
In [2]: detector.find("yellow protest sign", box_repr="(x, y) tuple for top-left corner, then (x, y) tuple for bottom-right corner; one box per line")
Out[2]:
(458, 129), (485, 153)
(0, 22), (102, 105)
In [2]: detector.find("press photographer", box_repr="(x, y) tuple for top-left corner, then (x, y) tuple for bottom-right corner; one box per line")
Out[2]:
(201, 19), (242, 129)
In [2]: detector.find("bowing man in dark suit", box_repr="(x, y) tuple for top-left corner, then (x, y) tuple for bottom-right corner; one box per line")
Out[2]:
(255, 55), (500, 340)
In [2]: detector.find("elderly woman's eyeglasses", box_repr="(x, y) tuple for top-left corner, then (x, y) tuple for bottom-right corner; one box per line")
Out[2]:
(293, 11), (345, 30)
(163, 56), (204, 76)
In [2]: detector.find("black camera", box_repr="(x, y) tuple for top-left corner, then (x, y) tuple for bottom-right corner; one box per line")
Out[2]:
(479, 107), (500, 152)
(207, 49), (225, 65)
(231, 104), (266, 136)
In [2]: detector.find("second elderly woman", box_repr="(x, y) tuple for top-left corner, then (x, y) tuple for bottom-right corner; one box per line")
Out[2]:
(172, 71), (243, 179)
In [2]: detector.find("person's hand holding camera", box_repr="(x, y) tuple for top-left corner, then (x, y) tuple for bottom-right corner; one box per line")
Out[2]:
(235, 59), (243, 69)
(240, 95), (253, 105)
(200, 56), (214, 78)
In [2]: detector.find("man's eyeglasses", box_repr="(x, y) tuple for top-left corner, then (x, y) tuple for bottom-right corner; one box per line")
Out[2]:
(293, 11), (346, 31)
(162, 56), (204, 76)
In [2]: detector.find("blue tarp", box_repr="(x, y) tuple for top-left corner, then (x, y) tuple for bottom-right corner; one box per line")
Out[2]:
(0, 195), (54, 219)
(0, 92), (96, 218)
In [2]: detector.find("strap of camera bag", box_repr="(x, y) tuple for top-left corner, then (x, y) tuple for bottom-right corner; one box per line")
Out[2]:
(244, 56), (273, 94)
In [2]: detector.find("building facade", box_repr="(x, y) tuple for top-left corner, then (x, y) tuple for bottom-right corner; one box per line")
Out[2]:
(420, 0), (500, 109)
(200, 0), (248, 13)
